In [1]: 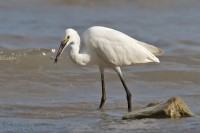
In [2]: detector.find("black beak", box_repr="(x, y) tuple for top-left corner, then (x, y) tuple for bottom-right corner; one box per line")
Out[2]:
(54, 40), (66, 64)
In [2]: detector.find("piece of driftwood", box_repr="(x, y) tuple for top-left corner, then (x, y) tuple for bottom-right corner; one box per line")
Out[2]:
(122, 97), (193, 120)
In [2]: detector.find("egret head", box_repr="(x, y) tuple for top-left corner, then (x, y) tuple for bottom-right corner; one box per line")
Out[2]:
(54, 28), (80, 63)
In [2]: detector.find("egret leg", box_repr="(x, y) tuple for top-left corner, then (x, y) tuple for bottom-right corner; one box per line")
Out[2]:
(118, 73), (132, 112)
(99, 72), (106, 109)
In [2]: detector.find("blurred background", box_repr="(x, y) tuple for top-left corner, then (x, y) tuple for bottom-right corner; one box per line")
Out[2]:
(0, 0), (200, 133)
(0, 0), (200, 53)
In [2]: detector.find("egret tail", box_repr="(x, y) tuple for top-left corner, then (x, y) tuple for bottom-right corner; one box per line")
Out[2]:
(138, 41), (164, 56)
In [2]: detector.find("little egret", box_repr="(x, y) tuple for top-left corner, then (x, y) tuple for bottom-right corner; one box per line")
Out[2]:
(54, 26), (164, 112)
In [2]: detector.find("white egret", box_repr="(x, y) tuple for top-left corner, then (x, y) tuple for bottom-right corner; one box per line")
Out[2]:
(54, 26), (164, 112)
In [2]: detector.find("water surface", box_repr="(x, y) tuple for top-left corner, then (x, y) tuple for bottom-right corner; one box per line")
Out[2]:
(0, 0), (200, 132)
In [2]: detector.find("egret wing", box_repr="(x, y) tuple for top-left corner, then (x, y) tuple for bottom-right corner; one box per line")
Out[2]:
(82, 26), (161, 66)
(95, 38), (159, 66)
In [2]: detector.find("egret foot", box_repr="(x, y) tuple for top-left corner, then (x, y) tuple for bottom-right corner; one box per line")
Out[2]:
(99, 96), (106, 109)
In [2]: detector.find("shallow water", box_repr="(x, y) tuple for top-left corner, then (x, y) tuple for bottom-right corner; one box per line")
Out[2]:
(0, 0), (200, 132)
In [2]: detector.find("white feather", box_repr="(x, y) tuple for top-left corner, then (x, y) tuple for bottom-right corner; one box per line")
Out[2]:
(81, 26), (162, 66)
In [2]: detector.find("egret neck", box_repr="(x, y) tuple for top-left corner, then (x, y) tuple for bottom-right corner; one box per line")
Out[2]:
(69, 44), (90, 66)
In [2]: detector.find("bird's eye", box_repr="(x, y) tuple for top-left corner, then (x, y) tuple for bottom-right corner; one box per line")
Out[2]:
(67, 36), (70, 39)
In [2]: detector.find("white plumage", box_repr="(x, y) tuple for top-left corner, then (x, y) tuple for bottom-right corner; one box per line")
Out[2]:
(54, 26), (164, 112)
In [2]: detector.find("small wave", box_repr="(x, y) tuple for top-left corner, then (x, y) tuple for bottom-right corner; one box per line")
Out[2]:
(0, 48), (75, 70)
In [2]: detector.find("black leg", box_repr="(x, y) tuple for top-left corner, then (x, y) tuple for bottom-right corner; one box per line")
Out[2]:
(118, 74), (132, 112)
(99, 73), (106, 109)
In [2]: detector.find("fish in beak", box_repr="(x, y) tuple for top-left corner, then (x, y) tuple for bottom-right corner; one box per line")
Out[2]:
(54, 37), (69, 64)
